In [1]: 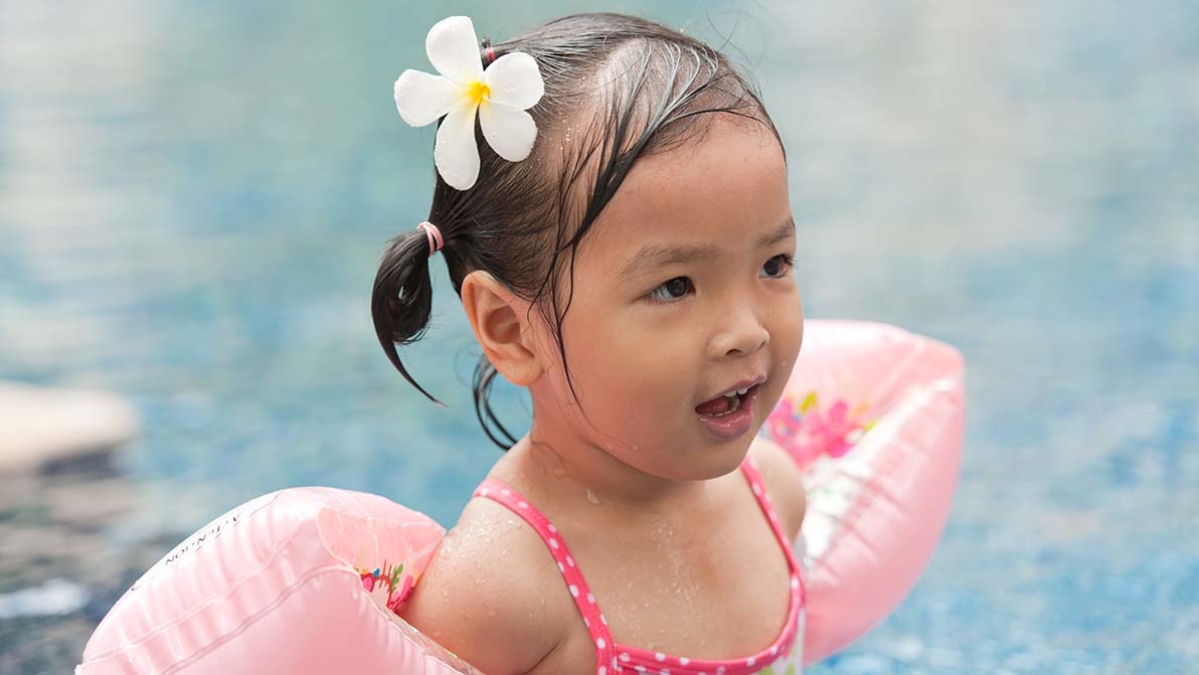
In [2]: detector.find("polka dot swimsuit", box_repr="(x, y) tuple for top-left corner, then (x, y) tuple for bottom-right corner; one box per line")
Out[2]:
(473, 458), (805, 675)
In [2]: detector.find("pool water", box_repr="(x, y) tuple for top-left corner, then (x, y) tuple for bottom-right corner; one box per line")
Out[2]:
(1, 1), (1196, 673)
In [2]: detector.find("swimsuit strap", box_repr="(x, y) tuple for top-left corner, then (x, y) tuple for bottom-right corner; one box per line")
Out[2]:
(739, 457), (806, 606)
(473, 479), (616, 666)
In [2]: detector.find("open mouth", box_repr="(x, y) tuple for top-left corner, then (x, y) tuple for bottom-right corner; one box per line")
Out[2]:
(694, 383), (761, 440)
(695, 384), (757, 418)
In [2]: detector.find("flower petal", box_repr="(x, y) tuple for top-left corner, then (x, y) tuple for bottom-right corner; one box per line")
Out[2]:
(426, 16), (483, 86)
(435, 103), (480, 190)
(394, 70), (460, 127)
(479, 103), (537, 162)
(482, 52), (544, 110)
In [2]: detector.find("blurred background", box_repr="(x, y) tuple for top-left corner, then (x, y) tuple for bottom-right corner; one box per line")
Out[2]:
(1, 0), (1196, 673)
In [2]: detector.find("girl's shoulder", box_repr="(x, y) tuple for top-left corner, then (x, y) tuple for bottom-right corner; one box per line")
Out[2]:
(398, 495), (572, 674)
(746, 435), (807, 542)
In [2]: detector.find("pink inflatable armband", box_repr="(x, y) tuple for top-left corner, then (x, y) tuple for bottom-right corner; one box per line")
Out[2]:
(78, 487), (481, 675)
(764, 320), (966, 664)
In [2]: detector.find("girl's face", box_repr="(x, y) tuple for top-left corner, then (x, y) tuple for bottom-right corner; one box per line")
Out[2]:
(528, 117), (802, 482)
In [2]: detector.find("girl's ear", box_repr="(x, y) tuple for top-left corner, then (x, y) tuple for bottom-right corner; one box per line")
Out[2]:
(460, 271), (545, 387)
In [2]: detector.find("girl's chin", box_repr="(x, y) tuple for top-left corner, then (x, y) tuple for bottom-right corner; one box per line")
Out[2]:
(670, 437), (757, 481)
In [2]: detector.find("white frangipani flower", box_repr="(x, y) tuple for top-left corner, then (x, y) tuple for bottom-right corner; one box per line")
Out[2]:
(394, 16), (545, 191)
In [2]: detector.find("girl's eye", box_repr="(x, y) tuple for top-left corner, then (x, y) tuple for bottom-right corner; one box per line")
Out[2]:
(761, 254), (794, 279)
(648, 276), (693, 302)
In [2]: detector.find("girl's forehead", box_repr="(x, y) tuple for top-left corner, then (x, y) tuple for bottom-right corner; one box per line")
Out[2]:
(586, 120), (789, 253)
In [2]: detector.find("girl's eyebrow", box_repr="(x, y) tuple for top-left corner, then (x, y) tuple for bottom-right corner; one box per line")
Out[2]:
(619, 216), (796, 277)
(760, 216), (796, 247)
(619, 242), (720, 276)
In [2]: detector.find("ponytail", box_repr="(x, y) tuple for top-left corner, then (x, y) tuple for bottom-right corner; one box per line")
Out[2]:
(371, 228), (441, 403)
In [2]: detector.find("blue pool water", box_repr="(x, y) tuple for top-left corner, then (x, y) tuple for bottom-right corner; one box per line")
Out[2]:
(1, 1), (1196, 673)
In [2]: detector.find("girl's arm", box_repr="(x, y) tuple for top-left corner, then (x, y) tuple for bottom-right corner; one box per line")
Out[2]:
(399, 499), (568, 674)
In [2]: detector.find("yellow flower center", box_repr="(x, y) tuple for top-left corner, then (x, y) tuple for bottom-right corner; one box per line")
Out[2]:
(467, 80), (491, 105)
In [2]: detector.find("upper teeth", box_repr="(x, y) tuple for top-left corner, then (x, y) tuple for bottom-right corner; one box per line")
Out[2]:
(725, 386), (750, 400)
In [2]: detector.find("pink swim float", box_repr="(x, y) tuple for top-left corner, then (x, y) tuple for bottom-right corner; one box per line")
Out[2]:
(763, 320), (965, 663)
(78, 320), (964, 674)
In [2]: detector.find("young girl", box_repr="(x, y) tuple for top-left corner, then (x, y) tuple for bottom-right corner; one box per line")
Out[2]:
(375, 13), (807, 675)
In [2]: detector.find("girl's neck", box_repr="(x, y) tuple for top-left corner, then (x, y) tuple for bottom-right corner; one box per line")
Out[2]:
(503, 427), (711, 517)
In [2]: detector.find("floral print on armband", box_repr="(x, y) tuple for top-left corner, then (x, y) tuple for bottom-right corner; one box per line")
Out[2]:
(358, 560), (415, 614)
(765, 391), (876, 466)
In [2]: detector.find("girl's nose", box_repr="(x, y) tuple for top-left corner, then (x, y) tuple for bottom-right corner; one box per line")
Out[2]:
(710, 301), (769, 358)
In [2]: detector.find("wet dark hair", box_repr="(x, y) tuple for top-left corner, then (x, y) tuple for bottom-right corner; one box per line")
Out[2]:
(372, 12), (782, 449)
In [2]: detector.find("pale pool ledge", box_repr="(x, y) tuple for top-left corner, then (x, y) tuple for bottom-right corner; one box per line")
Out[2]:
(0, 382), (140, 473)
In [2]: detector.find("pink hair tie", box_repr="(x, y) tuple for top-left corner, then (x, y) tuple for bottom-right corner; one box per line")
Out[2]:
(416, 221), (444, 255)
